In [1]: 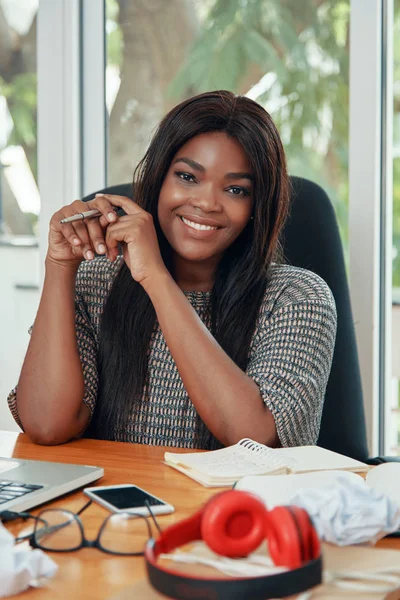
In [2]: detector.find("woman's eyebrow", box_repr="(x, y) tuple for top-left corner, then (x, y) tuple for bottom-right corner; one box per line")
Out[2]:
(224, 172), (254, 182)
(172, 157), (205, 172)
(173, 157), (253, 181)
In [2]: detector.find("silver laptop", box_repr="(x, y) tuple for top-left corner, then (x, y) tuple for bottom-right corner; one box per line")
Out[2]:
(0, 456), (104, 513)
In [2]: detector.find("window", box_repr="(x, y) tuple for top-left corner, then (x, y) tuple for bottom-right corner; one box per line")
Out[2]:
(2, 0), (389, 456)
(0, 0), (39, 237)
(0, 0), (40, 431)
(390, 0), (400, 454)
(105, 0), (350, 260)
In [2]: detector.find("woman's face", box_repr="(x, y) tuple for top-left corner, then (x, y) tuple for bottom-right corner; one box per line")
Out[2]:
(158, 132), (254, 264)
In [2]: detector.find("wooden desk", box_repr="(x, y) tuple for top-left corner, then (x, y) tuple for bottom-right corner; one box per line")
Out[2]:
(1, 431), (400, 600)
(1, 431), (223, 600)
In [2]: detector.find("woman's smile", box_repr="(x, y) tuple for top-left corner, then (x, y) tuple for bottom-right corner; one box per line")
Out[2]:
(178, 214), (223, 237)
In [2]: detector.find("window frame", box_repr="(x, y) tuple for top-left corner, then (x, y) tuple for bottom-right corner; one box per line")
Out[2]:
(37, 0), (393, 456)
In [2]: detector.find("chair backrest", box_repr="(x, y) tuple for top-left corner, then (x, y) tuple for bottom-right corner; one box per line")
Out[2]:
(283, 177), (368, 461)
(84, 176), (369, 461)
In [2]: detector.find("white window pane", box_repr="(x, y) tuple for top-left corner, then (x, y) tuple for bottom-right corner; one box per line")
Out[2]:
(0, 0), (40, 431)
(390, 0), (400, 455)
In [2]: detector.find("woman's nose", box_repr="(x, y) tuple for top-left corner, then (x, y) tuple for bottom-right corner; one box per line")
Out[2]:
(192, 185), (222, 212)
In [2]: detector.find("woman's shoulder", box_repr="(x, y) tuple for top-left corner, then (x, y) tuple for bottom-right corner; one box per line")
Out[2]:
(75, 255), (123, 300)
(261, 263), (336, 315)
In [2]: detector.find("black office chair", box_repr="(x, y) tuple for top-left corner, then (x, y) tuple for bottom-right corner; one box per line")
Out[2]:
(83, 177), (399, 463)
(283, 177), (368, 460)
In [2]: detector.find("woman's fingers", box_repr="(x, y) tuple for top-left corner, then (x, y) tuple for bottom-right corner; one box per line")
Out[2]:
(82, 197), (120, 257)
(104, 222), (121, 262)
(72, 221), (95, 260)
(58, 222), (82, 249)
(54, 194), (140, 261)
(86, 195), (119, 223)
(95, 193), (140, 216)
(85, 218), (107, 255)
(55, 196), (121, 259)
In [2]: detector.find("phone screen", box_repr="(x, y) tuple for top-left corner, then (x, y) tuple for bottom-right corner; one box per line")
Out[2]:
(92, 486), (166, 510)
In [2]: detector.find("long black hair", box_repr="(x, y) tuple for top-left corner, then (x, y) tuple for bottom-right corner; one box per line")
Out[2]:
(90, 90), (290, 440)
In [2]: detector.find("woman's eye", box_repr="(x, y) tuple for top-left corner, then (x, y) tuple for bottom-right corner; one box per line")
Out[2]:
(176, 171), (196, 183)
(228, 186), (250, 197)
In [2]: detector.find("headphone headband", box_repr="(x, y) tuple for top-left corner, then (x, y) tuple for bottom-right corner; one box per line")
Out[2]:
(144, 490), (322, 599)
(153, 509), (203, 554)
(145, 540), (322, 600)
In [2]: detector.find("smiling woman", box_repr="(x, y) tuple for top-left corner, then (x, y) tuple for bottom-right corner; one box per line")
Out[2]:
(7, 91), (337, 450)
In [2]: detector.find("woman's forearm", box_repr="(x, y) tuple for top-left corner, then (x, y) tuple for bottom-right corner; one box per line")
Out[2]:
(143, 272), (278, 447)
(17, 259), (90, 444)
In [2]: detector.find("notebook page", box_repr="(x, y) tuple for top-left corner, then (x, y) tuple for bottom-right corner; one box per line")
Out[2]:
(164, 439), (295, 479)
(271, 445), (369, 473)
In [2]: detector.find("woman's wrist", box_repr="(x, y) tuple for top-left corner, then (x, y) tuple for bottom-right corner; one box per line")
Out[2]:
(140, 268), (175, 299)
(45, 255), (80, 280)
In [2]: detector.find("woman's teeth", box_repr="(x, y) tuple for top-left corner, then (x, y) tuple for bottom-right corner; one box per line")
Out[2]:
(181, 216), (218, 231)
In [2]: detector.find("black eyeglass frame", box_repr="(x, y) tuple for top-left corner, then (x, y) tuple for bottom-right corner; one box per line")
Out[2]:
(15, 499), (161, 556)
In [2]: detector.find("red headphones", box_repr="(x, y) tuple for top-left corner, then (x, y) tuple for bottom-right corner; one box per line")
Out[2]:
(145, 490), (322, 599)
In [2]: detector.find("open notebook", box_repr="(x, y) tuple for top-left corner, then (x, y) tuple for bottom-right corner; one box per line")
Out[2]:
(164, 438), (369, 487)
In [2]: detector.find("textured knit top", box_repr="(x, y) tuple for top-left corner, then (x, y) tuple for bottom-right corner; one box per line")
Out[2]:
(8, 256), (337, 450)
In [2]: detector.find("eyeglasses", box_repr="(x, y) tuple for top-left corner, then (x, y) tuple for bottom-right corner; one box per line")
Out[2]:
(13, 499), (161, 556)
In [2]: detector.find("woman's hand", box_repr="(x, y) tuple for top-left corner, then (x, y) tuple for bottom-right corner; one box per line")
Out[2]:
(99, 194), (168, 286)
(47, 195), (119, 268)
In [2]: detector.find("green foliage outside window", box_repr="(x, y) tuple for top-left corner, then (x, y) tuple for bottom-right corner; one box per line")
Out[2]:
(1, 0), (400, 287)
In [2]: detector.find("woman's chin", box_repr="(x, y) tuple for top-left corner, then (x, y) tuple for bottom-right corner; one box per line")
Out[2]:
(166, 239), (220, 263)
(174, 250), (219, 263)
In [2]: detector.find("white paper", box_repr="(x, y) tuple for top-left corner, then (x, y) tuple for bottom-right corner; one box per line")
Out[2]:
(290, 475), (400, 545)
(366, 462), (400, 508)
(238, 470), (400, 545)
(272, 445), (369, 473)
(0, 521), (58, 597)
(236, 470), (363, 508)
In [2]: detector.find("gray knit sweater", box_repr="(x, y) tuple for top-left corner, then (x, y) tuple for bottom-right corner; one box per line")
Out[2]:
(8, 256), (337, 449)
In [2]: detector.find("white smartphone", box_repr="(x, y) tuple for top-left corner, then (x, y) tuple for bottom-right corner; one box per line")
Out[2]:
(83, 484), (175, 516)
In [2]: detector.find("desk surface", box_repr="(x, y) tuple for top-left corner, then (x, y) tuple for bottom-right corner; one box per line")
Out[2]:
(1, 431), (400, 600)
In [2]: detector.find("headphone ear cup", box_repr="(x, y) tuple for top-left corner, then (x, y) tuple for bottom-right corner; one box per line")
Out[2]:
(201, 490), (266, 558)
(287, 506), (321, 563)
(266, 506), (303, 569)
(300, 509), (320, 561)
(266, 506), (320, 569)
